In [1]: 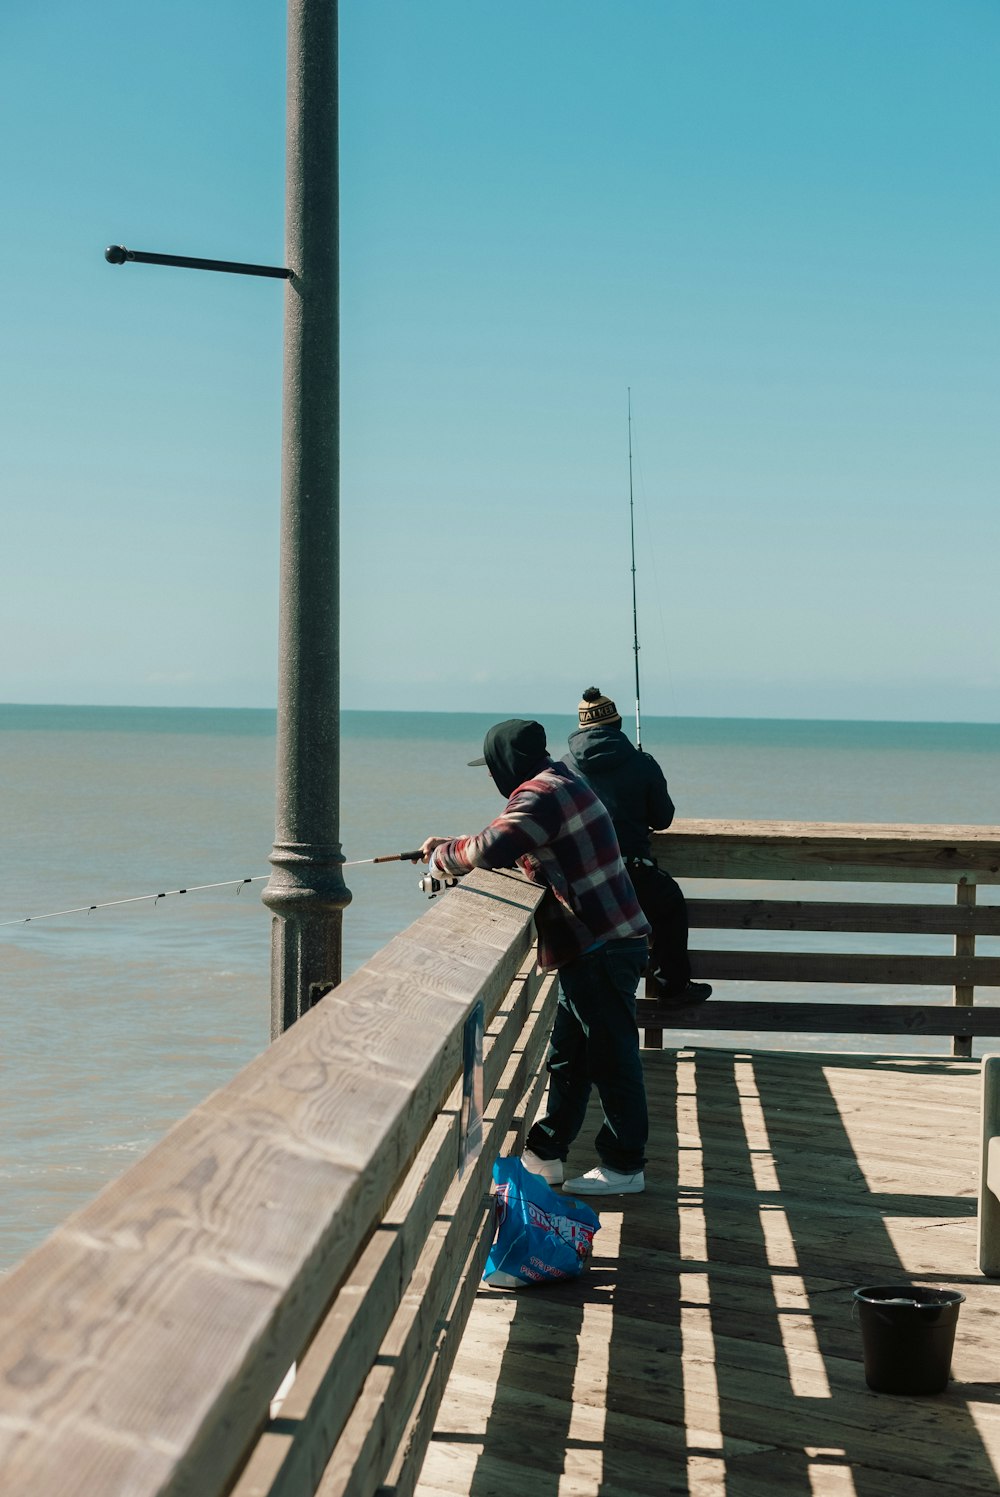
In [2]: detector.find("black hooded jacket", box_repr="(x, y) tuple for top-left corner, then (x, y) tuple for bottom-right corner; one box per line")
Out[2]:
(564, 723), (675, 859)
(481, 719), (550, 798)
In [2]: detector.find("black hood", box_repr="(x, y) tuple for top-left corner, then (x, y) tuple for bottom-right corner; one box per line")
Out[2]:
(481, 719), (551, 797)
(567, 722), (636, 773)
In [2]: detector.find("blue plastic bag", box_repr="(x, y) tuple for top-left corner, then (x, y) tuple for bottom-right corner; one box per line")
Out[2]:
(483, 1156), (600, 1288)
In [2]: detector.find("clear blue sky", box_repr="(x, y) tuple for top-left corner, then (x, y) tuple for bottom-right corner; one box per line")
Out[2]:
(1, 1), (997, 720)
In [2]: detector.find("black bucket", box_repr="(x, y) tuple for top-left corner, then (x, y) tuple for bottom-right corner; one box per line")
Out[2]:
(854, 1285), (965, 1395)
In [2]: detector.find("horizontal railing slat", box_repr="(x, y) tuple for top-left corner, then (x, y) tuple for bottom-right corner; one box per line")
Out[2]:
(637, 1000), (1000, 1036)
(687, 950), (1000, 985)
(686, 898), (1000, 936)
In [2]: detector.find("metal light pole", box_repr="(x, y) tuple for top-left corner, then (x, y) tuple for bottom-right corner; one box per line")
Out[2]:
(262, 0), (351, 1037)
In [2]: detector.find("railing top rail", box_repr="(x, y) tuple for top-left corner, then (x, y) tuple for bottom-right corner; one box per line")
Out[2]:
(653, 819), (1000, 883)
(0, 868), (544, 1497)
(656, 817), (1000, 842)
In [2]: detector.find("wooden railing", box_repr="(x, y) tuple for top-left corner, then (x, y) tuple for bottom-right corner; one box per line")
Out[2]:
(0, 868), (558, 1497)
(640, 819), (1000, 1057)
(4, 821), (999, 1495)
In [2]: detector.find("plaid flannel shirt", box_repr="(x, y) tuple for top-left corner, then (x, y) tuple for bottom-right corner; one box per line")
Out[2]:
(428, 759), (650, 971)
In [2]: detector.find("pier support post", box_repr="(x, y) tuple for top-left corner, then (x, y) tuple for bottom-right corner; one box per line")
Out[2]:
(263, 0), (350, 1038)
(953, 878), (976, 1060)
(978, 1054), (1000, 1274)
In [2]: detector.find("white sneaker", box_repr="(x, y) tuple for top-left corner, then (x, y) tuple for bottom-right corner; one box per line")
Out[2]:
(521, 1149), (564, 1185)
(563, 1165), (645, 1196)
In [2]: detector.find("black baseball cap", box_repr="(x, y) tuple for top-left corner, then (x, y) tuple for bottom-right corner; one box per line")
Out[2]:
(467, 719), (547, 773)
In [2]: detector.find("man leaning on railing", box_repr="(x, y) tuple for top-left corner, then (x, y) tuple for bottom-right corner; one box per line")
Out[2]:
(420, 717), (651, 1196)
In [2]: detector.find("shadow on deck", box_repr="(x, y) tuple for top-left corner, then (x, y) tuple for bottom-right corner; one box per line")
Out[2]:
(418, 1049), (1000, 1496)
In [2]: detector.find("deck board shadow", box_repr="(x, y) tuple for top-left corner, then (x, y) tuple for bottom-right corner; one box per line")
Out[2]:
(416, 1048), (1000, 1496)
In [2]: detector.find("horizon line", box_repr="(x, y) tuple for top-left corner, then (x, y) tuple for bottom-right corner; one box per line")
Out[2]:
(2, 701), (999, 730)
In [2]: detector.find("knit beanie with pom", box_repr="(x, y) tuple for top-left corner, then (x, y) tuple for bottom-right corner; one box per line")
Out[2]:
(577, 687), (621, 728)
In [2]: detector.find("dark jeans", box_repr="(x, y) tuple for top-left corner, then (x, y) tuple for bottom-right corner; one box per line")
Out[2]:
(628, 861), (691, 993)
(526, 936), (648, 1173)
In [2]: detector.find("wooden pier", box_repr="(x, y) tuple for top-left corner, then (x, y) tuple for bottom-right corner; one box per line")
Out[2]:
(418, 1047), (999, 1496)
(0, 824), (998, 1495)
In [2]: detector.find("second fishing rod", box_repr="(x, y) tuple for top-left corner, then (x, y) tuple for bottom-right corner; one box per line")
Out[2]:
(628, 386), (643, 749)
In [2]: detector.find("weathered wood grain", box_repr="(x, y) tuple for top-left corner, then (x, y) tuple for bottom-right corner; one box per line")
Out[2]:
(308, 974), (558, 1497)
(954, 880), (978, 1059)
(417, 1049), (999, 1497)
(652, 819), (1000, 883)
(379, 1208), (498, 1497)
(685, 949), (1000, 985)
(428, 1333), (997, 1482)
(643, 826), (1000, 1053)
(637, 999), (1000, 1035)
(482, 961), (543, 1100)
(686, 897), (1000, 935)
(10, 822), (1000, 1497)
(379, 978), (559, 1497)
(979, 1056), (1000, 1276)
(0, 867), (546, 1497)
(229, 965), (556, 1497)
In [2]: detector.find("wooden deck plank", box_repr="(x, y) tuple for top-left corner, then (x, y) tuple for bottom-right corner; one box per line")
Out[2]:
(416, 1048), (1000, 1496)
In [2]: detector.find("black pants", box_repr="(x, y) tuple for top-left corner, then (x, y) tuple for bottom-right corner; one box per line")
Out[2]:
(526, 937), (649, 1172)
(627, 861), (691, 994)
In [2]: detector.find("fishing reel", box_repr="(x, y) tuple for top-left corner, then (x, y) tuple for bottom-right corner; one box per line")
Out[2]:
(418, 872), (459, 899)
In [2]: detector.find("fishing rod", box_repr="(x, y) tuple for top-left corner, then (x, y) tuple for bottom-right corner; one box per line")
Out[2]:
(340, 849), (457, 898)
(0, 850), (430, 928)
(628, 386), (642, 748)
(342, 849), (422, 867)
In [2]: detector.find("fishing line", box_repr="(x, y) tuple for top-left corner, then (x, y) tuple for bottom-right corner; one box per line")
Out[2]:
(0, 850), (424, 928)
(0, 877), (269, 927)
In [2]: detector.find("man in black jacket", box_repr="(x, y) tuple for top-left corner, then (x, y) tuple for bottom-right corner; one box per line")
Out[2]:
(565, 688), (711, 1006)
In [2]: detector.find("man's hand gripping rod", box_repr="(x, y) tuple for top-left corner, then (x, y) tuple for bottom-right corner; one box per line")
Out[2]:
(340, 850), (423, 867)
(340, 848), (458, 899)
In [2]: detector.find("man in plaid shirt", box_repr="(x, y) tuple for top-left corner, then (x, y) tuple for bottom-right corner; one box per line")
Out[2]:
(421, 718), (652, 1195)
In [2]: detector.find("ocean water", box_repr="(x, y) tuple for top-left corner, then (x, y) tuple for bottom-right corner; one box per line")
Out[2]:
(1, 704), (998, 1272)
